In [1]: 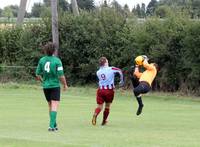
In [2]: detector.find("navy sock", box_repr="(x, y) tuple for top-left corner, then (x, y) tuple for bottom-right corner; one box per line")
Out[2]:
(136, 96), (143, 107)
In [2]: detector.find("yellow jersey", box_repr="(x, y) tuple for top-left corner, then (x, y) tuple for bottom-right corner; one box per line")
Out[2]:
(134, 60), (157, 86)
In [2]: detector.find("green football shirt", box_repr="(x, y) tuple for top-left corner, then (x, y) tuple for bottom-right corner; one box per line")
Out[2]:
(36, 56), (64, 89)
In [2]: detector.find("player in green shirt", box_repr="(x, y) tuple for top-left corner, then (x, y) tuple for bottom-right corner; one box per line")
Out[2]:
(36, 42), (68, 132)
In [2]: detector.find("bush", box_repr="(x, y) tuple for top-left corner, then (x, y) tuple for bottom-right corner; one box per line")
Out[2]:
(0, 9), (199, 95)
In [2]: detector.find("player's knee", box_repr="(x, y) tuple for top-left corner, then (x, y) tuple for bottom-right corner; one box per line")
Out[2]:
(133, 88), (140, 97)
(105, 103), (111, 109)
(98, 104), (103, 110)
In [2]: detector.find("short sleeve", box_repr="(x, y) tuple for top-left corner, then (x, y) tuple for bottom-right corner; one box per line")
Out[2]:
(111, 67), (121, 73)
(57, 59), (64, 76)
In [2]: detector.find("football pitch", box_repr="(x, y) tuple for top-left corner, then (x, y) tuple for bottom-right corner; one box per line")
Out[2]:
(0, 84), (200, 147)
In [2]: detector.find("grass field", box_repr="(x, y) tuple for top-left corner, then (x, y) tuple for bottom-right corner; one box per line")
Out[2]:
(0, 84), (200, 147)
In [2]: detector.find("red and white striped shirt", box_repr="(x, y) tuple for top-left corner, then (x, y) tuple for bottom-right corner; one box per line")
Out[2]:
(97, 66), (123, 89)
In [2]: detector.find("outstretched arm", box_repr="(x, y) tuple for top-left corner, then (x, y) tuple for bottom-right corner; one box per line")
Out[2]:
(112, 67), (124, 87)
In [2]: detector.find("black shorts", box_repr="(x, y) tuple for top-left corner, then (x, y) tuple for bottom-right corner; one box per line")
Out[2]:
(133, 81), (151, 97)
(43, 87), (60, 102)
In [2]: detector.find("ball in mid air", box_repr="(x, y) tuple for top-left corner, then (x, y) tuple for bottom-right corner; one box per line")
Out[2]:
(135, 55), (144, 65)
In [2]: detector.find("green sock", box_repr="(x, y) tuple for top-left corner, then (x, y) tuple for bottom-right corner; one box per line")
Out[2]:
(49, 111), (57, 128)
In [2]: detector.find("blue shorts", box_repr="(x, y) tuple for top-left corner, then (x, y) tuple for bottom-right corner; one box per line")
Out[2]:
(133, 81), (151, 97)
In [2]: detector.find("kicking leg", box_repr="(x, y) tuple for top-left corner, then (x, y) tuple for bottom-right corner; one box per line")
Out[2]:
(133, 82), (151, 115)
(134, 86), (144, 116)
(135, 95), (144, 115)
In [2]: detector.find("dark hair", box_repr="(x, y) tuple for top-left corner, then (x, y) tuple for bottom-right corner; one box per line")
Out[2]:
(99, 57), (107, 66)
(42, 42), (55, 56)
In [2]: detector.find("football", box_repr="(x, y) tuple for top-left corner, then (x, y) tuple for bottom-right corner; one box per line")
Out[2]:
(135, 55), (144, 65)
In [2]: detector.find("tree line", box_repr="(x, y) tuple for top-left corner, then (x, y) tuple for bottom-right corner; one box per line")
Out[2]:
(0, 0), (200, 19)
(0, 4), (199, 95)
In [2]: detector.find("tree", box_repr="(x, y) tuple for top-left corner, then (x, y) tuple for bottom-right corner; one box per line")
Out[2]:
(17, 0), (27, 25)
(77, 0), (95, 10)
(111, 0), (123, 13)
(71, 0), (79, 16)
(25, 12), (31, 18)
(191, 0), (200, 18)
(141, 3), (146, 18)
(158, 0), (200, 18)
(2, 5), (19, 18)
(155, 5), (172, 18)
(123, 4), (130, 18)
(103, 0), (108, 7)
(124, 4), (130, 12)
(51, 0), (59, 55)
(10, 5), (19, 17)
(146, 0), (158, 16)
(132, 6), (137, 16)
(44, 0), (70, 11)
(0, 8), (2, 17)
(136, 4), (141, 17)
(31, 3), (44, 17)
(43, 0), (50, 7)
(59, 0), (70, 11)
(159, 0), (188, 6)
(2, 6), (13, 20)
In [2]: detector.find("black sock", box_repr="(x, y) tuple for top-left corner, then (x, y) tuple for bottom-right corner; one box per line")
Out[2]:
(136, 96), (144, 115)
(136, 96), (143, 107)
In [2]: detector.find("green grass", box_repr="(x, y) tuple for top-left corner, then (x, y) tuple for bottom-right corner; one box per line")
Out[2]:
(0, 84), (200, 147)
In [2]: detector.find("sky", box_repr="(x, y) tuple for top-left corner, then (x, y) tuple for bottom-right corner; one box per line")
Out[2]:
(0, 0), (151, 12)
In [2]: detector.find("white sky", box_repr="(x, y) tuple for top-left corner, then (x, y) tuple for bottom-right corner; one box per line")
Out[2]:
(0, 0), (151, 12)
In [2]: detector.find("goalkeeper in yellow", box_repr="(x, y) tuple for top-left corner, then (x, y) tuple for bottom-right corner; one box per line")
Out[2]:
(132, 55), (158, 115)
